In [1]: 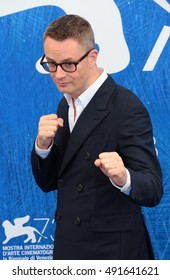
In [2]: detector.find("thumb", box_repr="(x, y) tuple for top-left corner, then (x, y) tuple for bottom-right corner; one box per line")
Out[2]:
(94, 159), (101, 167)
(58, 118), (64, 127)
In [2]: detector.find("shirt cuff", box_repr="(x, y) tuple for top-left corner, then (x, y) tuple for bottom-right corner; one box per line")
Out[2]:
(35, 138), (53, 159)
(109, 168), (131, 196)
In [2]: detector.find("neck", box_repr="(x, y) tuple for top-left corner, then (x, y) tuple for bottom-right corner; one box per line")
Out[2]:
(69, 67), (104, 100)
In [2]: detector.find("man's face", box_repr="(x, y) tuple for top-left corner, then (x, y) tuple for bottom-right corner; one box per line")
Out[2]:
(44, 37), (98, 98)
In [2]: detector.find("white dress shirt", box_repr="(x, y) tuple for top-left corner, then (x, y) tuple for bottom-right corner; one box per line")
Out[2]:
(35, 70), (131, 195)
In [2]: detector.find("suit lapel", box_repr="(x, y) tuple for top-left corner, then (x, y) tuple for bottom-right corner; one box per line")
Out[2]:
(55, 99), (70, 151)
(58, 76), (117, 176)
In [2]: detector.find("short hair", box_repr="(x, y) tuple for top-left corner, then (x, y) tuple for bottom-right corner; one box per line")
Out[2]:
(43, 14), (95, 50)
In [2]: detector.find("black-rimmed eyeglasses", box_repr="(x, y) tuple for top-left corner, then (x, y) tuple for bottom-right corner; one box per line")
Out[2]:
(40, 48), (94, 73)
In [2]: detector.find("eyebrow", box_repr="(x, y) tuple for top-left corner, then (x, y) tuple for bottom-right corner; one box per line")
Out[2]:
(46, 56), (77, 63)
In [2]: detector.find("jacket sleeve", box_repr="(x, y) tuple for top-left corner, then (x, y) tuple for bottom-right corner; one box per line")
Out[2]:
(117, 90), (163, 207)
(31, 142), (60, 192)
(30, 97), (68, 192)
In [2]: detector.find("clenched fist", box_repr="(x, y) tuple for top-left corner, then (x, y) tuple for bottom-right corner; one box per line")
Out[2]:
(36, 114), (64, 149)
(94, 152), (127, 187)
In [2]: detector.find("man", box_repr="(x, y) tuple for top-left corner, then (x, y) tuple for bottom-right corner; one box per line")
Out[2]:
(31, 14), (163, 260)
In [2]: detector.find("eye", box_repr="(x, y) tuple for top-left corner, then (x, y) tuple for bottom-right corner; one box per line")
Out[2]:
(47, 62), (56, 69)
(62, 62), (76, 71)
(63, 62), (75, 67)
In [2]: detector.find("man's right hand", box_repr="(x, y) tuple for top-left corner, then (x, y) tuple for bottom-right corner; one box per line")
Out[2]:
(36, 114), (64, 150)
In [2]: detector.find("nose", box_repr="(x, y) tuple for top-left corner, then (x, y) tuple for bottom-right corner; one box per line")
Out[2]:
(53, 65), (66, 78)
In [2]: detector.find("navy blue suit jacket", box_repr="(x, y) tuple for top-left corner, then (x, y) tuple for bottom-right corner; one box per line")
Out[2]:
(31, 75), (163, 259)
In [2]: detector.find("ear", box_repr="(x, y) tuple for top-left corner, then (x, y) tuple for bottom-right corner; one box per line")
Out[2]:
(88, 49), (98, 65)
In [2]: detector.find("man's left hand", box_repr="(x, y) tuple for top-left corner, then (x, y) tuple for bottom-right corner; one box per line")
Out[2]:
(94, 152), (127, 187)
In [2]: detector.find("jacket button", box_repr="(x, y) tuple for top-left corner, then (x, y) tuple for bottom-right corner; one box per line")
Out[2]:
(75, 217), (81, 225)
(58, 179), (63, 187)
(77, 184), (84, 192)
(85, 152), (91, 160)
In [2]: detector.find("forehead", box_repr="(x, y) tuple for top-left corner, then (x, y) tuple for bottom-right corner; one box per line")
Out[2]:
(44, 37), (84, 60)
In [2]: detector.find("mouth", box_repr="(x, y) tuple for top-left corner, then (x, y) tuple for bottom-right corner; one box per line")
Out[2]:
(57, 82), (69, 87)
